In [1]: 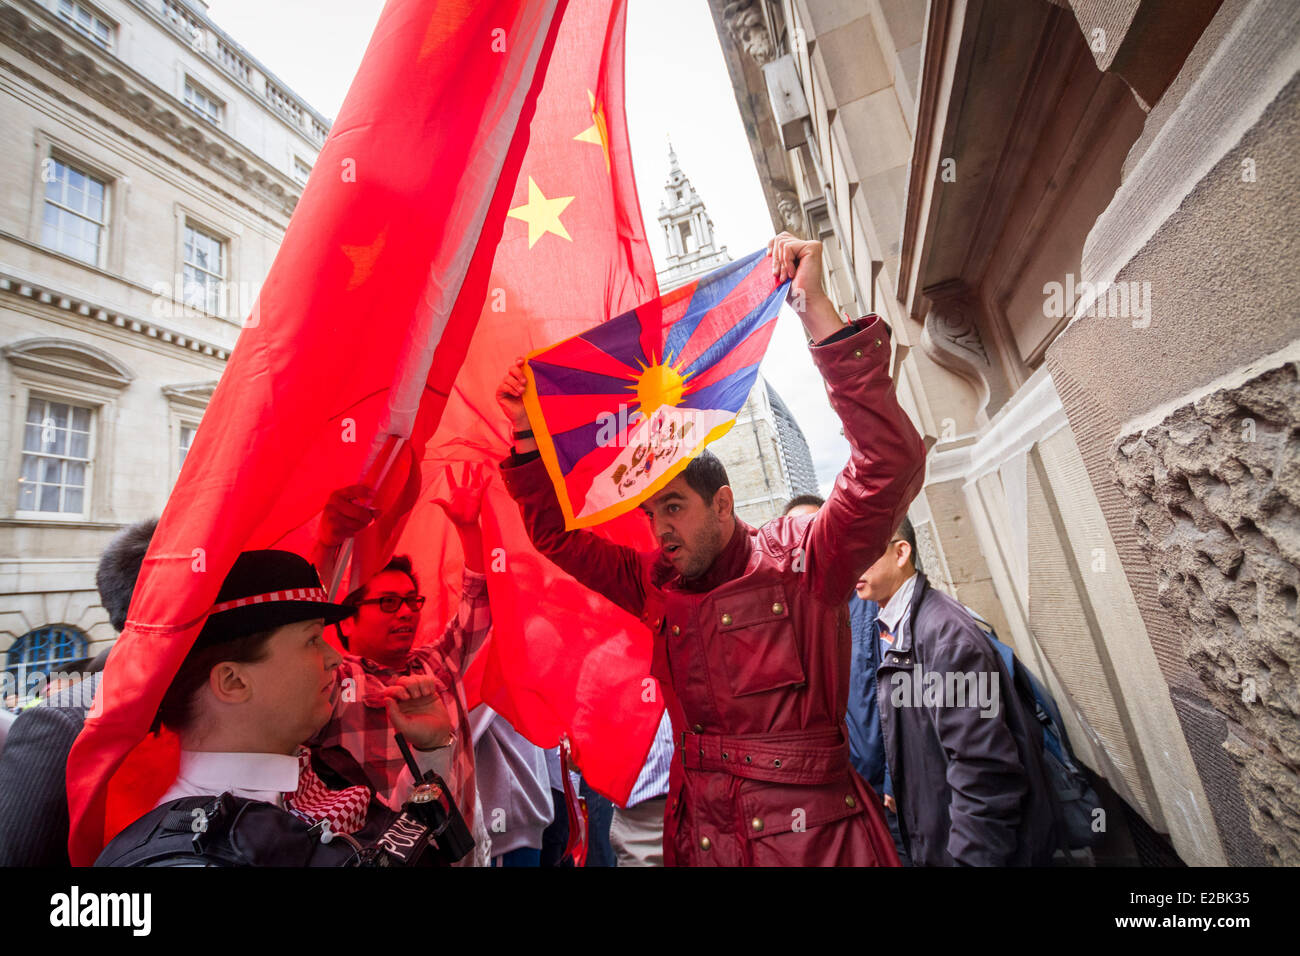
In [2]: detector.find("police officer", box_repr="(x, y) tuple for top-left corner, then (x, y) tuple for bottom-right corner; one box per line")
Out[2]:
(96, 550), (468, 867)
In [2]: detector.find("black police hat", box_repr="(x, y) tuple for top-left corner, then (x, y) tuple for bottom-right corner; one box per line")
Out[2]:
(195, 550), (356, 648)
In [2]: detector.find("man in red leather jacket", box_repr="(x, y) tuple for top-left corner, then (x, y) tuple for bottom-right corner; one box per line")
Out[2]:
(496, 233), (927, 865)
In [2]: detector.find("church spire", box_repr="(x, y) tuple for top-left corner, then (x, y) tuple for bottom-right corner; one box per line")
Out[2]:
(655, 141), (729, 292)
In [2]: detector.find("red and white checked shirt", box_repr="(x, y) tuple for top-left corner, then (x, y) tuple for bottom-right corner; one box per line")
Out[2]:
(311, 570), (491, 833)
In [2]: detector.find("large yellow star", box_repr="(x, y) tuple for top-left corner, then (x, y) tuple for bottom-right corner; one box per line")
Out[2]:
(507, 177), (574, 248)
(574, 90), (610, 172)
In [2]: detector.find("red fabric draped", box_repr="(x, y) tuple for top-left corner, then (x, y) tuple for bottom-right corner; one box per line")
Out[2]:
(65, 0), (573, 866)
(392, 0), (664, 806)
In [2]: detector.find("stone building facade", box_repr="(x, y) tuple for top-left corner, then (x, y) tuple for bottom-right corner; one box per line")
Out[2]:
(0, 0), (323, 701)
(708, 0), (1299, 865)
(653, 144), (820, 526)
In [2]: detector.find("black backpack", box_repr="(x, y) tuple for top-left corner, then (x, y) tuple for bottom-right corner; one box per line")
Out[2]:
(965, 609), (1105, 851)
(95, 792), (447, 867)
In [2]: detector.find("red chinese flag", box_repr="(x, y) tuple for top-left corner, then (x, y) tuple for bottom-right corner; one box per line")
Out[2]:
(389, 0), (664, 805)
(65, 0), (571, 866)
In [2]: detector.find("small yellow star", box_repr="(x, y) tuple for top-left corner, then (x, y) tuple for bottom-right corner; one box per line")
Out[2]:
(507, 177), (574, 248)
(342, 229), (386, 291)
(574, 90), (610, 172)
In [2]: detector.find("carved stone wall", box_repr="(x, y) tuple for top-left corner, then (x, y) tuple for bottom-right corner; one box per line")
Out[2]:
(1111, 359), (1300, 864)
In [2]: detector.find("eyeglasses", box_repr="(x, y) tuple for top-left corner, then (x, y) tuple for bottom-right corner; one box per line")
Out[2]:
(355, 595), (426, 614)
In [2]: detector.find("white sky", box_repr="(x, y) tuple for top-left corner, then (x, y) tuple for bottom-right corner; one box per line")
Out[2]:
(204, 0), (850, 494)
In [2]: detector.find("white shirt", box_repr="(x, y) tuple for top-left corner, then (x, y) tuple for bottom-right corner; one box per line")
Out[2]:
(878, 572), (919, 643)
(157, 747), (446, 811)
(156, 751), (301, 809)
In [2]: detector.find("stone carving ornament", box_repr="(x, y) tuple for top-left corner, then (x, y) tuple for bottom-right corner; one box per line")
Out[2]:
(921, 289), (995, 411)
(776, 190), (804, 232)
(722, 0), (775, 65)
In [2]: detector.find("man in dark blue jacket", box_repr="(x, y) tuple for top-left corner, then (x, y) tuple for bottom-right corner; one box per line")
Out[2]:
(863, 518), (1059, 866)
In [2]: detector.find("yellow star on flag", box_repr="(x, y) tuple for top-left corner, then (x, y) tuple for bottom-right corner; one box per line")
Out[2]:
(342, 229), (386, 291)
(508, 177), (575, 248)
(574, 90), (610, 172)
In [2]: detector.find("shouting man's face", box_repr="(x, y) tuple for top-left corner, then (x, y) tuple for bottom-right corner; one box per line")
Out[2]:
(642, 474), (734, 580)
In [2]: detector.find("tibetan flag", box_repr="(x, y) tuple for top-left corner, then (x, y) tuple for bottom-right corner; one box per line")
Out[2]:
(523, 250), (789, 529)
(65, 0), (571, 866)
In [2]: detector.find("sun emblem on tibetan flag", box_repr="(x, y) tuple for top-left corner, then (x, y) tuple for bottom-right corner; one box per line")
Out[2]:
(522, 249), (789, 528)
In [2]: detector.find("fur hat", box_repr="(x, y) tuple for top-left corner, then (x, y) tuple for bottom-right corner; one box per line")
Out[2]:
(96, 518), (159, 632)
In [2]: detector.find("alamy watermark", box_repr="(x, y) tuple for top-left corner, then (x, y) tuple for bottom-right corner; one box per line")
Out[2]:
(1043, 273), (1151, 328)
(887, 665), (1000, 718)
(1, 669), (103, 716)
(151, 275), (261, 327)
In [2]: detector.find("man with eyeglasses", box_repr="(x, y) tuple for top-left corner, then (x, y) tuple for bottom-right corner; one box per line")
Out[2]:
(308, 470), (494, 865)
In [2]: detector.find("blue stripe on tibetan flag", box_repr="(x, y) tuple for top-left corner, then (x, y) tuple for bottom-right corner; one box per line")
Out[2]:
(521, 249), (789, 529)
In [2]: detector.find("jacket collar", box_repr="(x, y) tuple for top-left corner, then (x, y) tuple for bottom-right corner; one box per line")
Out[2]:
(890, 572), (931, 655)
(652, 518), (755, 593)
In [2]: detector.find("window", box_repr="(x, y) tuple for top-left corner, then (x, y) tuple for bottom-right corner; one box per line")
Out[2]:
(679, 222), (697, 254)
(178, 422), (197, 467)
(18, 397), (92, 515)
(41, 158), (108, 266)
(183, 223), (225, 314)
(3, 626), (88, 706)
(57, 0), (113, 50)
(293, 157), (312, 185)
(184, 79), (223, 126)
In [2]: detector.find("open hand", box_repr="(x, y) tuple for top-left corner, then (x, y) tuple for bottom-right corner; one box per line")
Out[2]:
(430, 461), (489, 527)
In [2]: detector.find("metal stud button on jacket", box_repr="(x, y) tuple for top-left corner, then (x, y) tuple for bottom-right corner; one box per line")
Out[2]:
(501, 314), (927, 866)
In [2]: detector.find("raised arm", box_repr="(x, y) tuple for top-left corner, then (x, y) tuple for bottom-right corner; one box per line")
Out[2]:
(496, 359), (649, 618)
(769, 234), (927, 605)
(426, 464), (493, 675)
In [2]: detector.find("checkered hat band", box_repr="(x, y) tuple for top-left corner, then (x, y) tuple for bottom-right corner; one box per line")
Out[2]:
(209, 587), (329, 615)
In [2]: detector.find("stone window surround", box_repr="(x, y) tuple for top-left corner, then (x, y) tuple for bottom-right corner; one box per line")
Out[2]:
(171, 203), (242, 326)
(1, 338), (133, 525)
(27, 129), (130, 277)
(161, 380), (214, 485)
(55, 0), (115, 51)
(17, 392), (94, 518)
(182, 73), (225, 129)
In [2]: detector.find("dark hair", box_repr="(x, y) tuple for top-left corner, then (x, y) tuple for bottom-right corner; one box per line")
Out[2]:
(96, 517), (159, 632)
(680, 450), (730, 504)
(337, 555), (419, 649)
(896, 516), (923, 575)
(156, 627), (277, 733)
(783, 493), (825, 515)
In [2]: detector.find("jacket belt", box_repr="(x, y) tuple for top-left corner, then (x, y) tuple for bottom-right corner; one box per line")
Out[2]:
(677, 727), (850, 786)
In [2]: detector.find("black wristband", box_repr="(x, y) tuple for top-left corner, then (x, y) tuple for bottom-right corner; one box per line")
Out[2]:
(513, 428), (534, 440)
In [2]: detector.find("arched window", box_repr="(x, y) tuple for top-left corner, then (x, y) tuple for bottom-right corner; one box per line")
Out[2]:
(3, 625), (88, 706)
